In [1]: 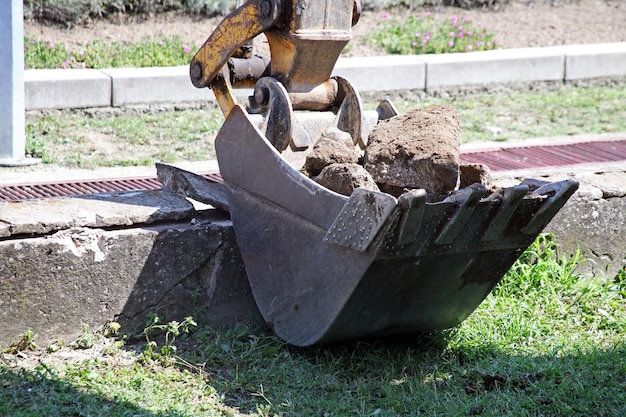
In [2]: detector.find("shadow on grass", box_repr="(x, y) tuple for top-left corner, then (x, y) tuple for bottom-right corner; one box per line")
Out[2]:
(179, 325), (626, 416)
(0, 363), (187, 417)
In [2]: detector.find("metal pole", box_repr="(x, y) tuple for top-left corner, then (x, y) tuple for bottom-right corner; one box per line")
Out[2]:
(0, 0), (39, 166)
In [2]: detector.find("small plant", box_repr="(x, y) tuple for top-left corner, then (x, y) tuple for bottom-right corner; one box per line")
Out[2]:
(24, 36), (72, 69)
(141, 314), (197, 366)
(3, 330), (38, 353)
(74, 34), (196, 69)
(368, 11), (498, 55)
(24, 34), (196, 69)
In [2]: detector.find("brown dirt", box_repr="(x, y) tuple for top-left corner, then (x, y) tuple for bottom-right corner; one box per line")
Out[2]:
(364, 104), (460, 196)
(24, 0), (626, 58)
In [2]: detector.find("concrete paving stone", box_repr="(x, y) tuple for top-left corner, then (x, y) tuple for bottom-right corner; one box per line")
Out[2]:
(576, 170), (626, 198)
(333, 55), (426, 91)
(557, 42), (626, 80)
(25, 68), (111, 109)
(0, 189), (195, 237)
(420, 47), (564, 89)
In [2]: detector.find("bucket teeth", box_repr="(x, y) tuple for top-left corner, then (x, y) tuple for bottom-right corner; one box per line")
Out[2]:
(481, 185), (529, 241)
(435, 184), (488, 245)
(521, 179), (579, 235)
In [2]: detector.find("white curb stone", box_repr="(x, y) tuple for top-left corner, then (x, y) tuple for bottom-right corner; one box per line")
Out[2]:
(333, 55), (426, 91)
(556, 42), (626, 80)
(420, 47), (564, 89)
(25, 68), (111, 109)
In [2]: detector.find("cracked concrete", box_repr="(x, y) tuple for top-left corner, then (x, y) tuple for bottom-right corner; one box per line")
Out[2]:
(0, 190), (260, 348)
(494, 166), (626, 279)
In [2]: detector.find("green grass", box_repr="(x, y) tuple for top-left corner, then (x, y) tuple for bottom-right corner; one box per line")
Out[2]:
(2, 234), (625, 416)
(24, 82), (626, 168)
(390, 82), (626, 142)
(368, 12), (498, 55)
(24, 34), (196, 69)
(26, 108), (223, 168)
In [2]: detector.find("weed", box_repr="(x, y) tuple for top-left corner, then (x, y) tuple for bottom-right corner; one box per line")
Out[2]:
(140, 314), (197, 366)
(25, 33), (196, 69)
(368, 11), (498, 55)
(23, 36), (71, 69)
(2, 330), (38, 354)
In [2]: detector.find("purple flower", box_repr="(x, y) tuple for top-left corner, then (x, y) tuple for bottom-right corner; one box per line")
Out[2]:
(415, 32), (421, 38)
(124, 38), (131, 43)
(466, 45), (473, 51)
(182, 44), (191, 53)
(380, 12), (389, 22)
(463, 17), (470, 23)
(448, 40), (454, 47)
(422, 39), (429, 45)
(411, 41), (417, 46)
(157, 41), (165, 46)
(467, 30), (473, 36)
(458, 31), (464, 38)
(30, 40), (35, 44)
(449, 32), (455, 37)
(424, 11), (432, 16)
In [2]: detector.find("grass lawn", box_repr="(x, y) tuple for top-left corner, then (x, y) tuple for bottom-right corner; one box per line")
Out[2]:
(25, 82), (626, 169)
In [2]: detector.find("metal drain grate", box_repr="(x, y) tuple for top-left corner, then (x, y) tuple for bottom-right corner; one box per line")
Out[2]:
(461, 139), (626, 171)
(0, 172), (223, 202)
(1, 139), (625, 202)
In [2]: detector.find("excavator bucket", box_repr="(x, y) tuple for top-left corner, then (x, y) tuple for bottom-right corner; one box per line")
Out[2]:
(159, 0), (580, 345)
(158, 105), (578, 346)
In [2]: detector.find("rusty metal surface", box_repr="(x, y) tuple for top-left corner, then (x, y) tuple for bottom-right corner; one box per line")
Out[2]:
(461, 139), (626, 171)
(0, 173), (223, 202)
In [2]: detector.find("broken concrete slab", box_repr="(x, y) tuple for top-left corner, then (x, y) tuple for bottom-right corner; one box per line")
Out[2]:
(0, 191), (260, 349)
(0, 190), (195, 238)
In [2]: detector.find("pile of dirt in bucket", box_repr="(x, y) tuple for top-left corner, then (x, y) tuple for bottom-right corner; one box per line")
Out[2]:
(304, 104), (494, 200)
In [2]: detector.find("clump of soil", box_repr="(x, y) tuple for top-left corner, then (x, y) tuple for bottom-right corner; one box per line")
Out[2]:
(305, 104), (491, 200)
(364, 105), (460, 196)
(304, 136), (362, 177)
(313, 163), (380, 196)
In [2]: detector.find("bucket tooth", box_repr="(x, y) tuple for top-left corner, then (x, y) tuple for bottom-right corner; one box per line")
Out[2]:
(521, 179), (579, 235)
(396, 189), (427, 246)
(481, 184), (529, 241)
(435, 184), (488, 245)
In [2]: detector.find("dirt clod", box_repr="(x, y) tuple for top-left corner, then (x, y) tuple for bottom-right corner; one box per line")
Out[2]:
(459, 163), (495, 190)
(363, 104), (460, 197)
(304, 136), (362, 177)
(313, 163), (379, 196)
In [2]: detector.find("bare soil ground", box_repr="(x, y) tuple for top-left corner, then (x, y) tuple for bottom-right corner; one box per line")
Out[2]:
(25, 0), (626, 57)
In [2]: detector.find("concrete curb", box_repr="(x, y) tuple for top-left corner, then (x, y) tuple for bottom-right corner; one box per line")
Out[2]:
(25, 43), (626, 110)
